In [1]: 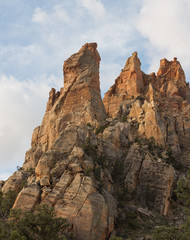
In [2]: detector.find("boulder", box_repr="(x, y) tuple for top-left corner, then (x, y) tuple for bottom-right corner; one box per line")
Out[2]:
(13, 184), (41, 212)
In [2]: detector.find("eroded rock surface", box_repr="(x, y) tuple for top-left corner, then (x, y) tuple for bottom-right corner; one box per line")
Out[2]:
(30, 42), (106, 153)
(103, 52), (144, 117)
(2, 44), (190, 240)
(124, 143), (175, 216)
(12, 43), (113, 240)
(103, 54), (190, 160)
(13, 184), (41, 212)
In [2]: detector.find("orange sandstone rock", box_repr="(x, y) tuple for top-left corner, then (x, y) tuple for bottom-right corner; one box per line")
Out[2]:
(4, 44), (190, 240)
(30, 43), (106, 152)
(103, 52), (144, 117)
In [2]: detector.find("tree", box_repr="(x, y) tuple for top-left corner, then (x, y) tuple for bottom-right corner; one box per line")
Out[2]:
(153, 226), (184, 240)
(176, 169), (190, 208)
(0, 193), (72, 240)
(9, 204), (69, 240)
(0, 190), (18, 240)
(0, 190), (17, 219)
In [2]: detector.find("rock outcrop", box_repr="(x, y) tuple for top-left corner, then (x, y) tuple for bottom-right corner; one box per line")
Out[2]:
(103, 53), (190, 159)
(103, 52), (144, 117)
(2, 43), (190, 240)
(10, 43), (113, 240)
(29, 42), (106, 154)
(124, 143), (175, 216)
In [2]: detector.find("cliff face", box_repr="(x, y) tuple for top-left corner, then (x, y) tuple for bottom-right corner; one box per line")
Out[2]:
(29, 43), (106, 154)
(103, 52), (144, 117)
(103, 54), (190, 158)
(3, 43), (113, 240)
(1, 43), (190, 240)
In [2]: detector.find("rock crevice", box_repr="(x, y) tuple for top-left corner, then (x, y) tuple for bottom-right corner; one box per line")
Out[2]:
(2, 43), (190, 240)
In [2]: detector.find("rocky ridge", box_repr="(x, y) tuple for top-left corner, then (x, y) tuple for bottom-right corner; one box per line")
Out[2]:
(1, 43), (190, 240)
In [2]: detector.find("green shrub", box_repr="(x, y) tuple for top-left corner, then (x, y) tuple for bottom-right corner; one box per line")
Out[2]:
(116, 210), (140, 231)
(8, 204), (70, 240)
(153, 168), (190, 240)
(175, 169), (190, 207)
(93, 167), (101, 182)
(112, 161), (124, 182)
(95, 155), (108, 168)
(147, 137), (156, 152)
(120, 114), (127, 122)
(95, 123), (109, 135)
(173, 161), (184, 171)
(117, 187), (129, 202)
(110, 236), (123, 240)
(125, 211), (140, 230)
(166, 147), (175, 165)
(153, 226), (183, 240)
(0, 190), (17, 218)
(83, 168), (93, 176)
(166, 147), (184, 170)
(17, 166), (23, 171)
(82, 138), (96, 156)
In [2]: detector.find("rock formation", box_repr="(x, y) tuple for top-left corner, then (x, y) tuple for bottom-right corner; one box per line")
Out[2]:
(4, 43), (114, 240)
(103, 53), (190, 159)
(103, 52), (144, 117)
(29, 42), (106, 153)
(1, 43), (190, 240)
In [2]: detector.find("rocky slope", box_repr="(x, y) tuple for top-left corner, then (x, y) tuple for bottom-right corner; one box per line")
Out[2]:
(1, 43), (190, 240)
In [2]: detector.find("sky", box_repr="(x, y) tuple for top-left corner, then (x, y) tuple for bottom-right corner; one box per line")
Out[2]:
(0, 0), (190, 180)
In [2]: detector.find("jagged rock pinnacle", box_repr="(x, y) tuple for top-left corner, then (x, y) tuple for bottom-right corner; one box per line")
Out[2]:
(1, 44), (190, 240)
(29, 42), (106, 152)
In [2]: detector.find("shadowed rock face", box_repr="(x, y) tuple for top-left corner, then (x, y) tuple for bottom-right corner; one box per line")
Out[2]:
(2, 44), (190, 240)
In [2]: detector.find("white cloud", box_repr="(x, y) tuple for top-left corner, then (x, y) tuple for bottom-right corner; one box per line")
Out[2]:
(136, 0), (190, 79)
(100, 62), (122, 96)
(0, 173), (11, 181)
(0, 44), (41, 67)
(0, 74), (61, 178)
(81, 0), (105, 19)
(1, 0), (190, 180)
(0, 1), (138, 179)
(32, 7), (49, 24)
(32, 5), (70, 25)
(29, 1), (138, 92)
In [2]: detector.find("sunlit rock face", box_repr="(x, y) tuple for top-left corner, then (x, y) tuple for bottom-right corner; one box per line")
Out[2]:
(12, 43), (113, 240)
(30, 42), (106, 153)
(2, 43), (190, 240)
(103, 52), (144, 117)
(103, 53), (190, 159)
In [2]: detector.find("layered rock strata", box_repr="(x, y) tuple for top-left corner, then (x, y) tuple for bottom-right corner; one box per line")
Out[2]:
(1, 43), (190, 240)
(103, 54), (190, 159)
(30, 42), (106, 153)
(103, 52), (144, 117)
(5, 43), (112, 240)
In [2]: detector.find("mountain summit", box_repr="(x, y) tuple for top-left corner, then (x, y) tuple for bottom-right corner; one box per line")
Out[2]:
(1, 43), (190, 240)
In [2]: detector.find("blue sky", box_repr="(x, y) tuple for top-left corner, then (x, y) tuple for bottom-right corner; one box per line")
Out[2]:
(0, 0), (190, 180)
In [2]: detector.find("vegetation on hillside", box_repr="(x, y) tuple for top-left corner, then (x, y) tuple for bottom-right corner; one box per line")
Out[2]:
(0, 191), (73, 240)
